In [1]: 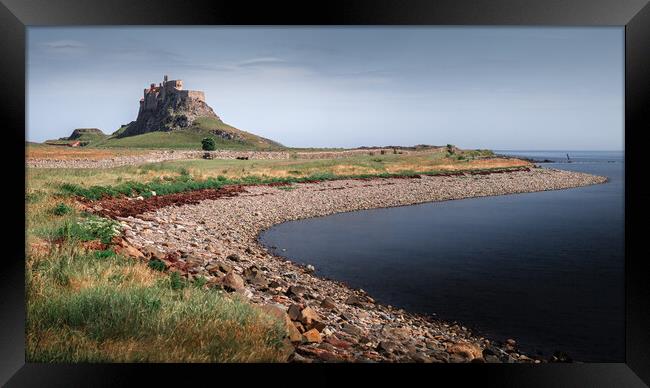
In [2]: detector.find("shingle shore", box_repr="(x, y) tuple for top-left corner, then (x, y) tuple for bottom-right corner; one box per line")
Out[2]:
(115, 168), (607, 363)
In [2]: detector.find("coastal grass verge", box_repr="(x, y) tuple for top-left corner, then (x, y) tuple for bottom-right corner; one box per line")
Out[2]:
(39, 151), (529, 200)
(56, 165), (530, 200)
(25, 148), (529, 362)
(26, 201), (288, 362)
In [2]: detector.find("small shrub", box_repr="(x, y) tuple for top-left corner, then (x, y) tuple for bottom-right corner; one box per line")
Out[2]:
(193, 276), (207, 288)
(92, 250), (116, 260)
(57, 216), (121, 244)
(148, 259), (166, 272)
(446, 144), (455, 156)
(201, 137), (216, 151)
(169, 271), (187, 291)
(52, 203), (72, 216)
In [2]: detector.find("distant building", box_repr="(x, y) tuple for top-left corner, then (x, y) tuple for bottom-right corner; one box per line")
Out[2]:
(138, 75), (206, 114)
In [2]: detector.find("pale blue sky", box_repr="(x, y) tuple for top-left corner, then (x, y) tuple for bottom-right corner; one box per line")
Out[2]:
(27, 27), (624, 150)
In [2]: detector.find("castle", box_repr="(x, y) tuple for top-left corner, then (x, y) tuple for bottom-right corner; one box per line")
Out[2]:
(138, 75), (206, 113)
(118, 75), (218, 137)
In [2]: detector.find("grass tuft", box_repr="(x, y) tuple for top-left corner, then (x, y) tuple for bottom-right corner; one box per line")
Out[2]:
(52, 203), (72, 216)
(147, 259), (166, 272)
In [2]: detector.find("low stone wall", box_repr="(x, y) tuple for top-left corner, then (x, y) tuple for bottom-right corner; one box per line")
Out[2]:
(27, 148), (445, 169)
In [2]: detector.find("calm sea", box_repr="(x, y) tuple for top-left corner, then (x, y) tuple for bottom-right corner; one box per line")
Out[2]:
(259, 151), (624, 362)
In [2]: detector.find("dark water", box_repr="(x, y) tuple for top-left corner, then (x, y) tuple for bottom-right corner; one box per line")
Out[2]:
(259, 151), (624, 362)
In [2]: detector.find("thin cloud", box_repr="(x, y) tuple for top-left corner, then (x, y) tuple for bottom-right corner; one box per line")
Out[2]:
(237, 57), (286, 67)
(41, 40), (87, 54)
(43, 40), (86, 49)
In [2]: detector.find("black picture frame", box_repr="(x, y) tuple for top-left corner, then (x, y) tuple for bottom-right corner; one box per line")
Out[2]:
(2, 0), (649, 386)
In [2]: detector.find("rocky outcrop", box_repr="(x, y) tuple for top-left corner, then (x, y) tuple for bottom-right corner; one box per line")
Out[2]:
(65, 128), (106, 140)
(120, 83), (220, 137)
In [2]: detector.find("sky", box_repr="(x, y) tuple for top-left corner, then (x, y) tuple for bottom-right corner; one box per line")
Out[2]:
(27, 27), (624, 150)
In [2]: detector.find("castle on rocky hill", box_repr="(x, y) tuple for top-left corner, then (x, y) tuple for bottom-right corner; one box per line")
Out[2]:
(139, 75), (206, 114)
(118, 75), (219, 138)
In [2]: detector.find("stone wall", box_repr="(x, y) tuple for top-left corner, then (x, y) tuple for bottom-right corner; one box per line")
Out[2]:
(180, 90), (205, 101)
(164, 80), (183, 91)
(27, 148), (446, 169)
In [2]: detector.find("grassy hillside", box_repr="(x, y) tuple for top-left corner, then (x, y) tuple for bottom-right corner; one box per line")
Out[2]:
(69, 128), (108, 143)
(45, 128), (109, 147)
(96, 117), (284, 151)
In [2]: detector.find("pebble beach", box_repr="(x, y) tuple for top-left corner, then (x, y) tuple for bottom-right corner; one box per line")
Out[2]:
(100, 167), (607, 363)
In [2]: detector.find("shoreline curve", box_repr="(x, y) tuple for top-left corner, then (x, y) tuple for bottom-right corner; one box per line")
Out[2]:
(103, 167), (608, 363)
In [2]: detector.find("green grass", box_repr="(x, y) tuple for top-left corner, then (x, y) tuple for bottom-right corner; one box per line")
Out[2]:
(26, 240), (287, 362)
(58, 164), (529, 200)
(55, 215), (122, 244)
(95, 117), (284, 151)
(69, 130), (108, 144)
(45, 128), (109, 147)
(94, 129), (281, 150)
(51, 203), (72, 216)
(148, 259), (166, 272)
(26, 202), (288, 362)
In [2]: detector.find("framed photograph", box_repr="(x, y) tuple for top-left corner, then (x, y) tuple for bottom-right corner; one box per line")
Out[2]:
(3, 0), (649, 386)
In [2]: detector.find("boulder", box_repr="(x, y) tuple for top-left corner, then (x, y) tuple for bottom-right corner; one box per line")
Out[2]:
(447, 342), (483, 361)
(216, 262), (232, 273)
(411, 352), (432, 363)
(140, 245), (164, 260)
(243, 265), (260, 279)
(293, 321), (306, 334)
(297, 347), (341, 362)
(205, 263), (220, 275)
(244, 265), (268, 287)
(340, 323), (363, 336)
(298, 307), (320, 326)
(114, 243), (144, 259)
(226, 253), (241, 262)
(302, 329), (322, 343)
(381, 326), (411, 340)
(287, 285), (307, 297)
(221, 271), (245, 291)
(310, 320), (327, 332)
(287, 304), (303, 321)
(290, 353), (312, 363)
(287, 320), (303, 343)
(259, 304), (302, 343)
(325, 336), (352, 350)
(377, 341), (398, 354)
(320, 297), (337, 310)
